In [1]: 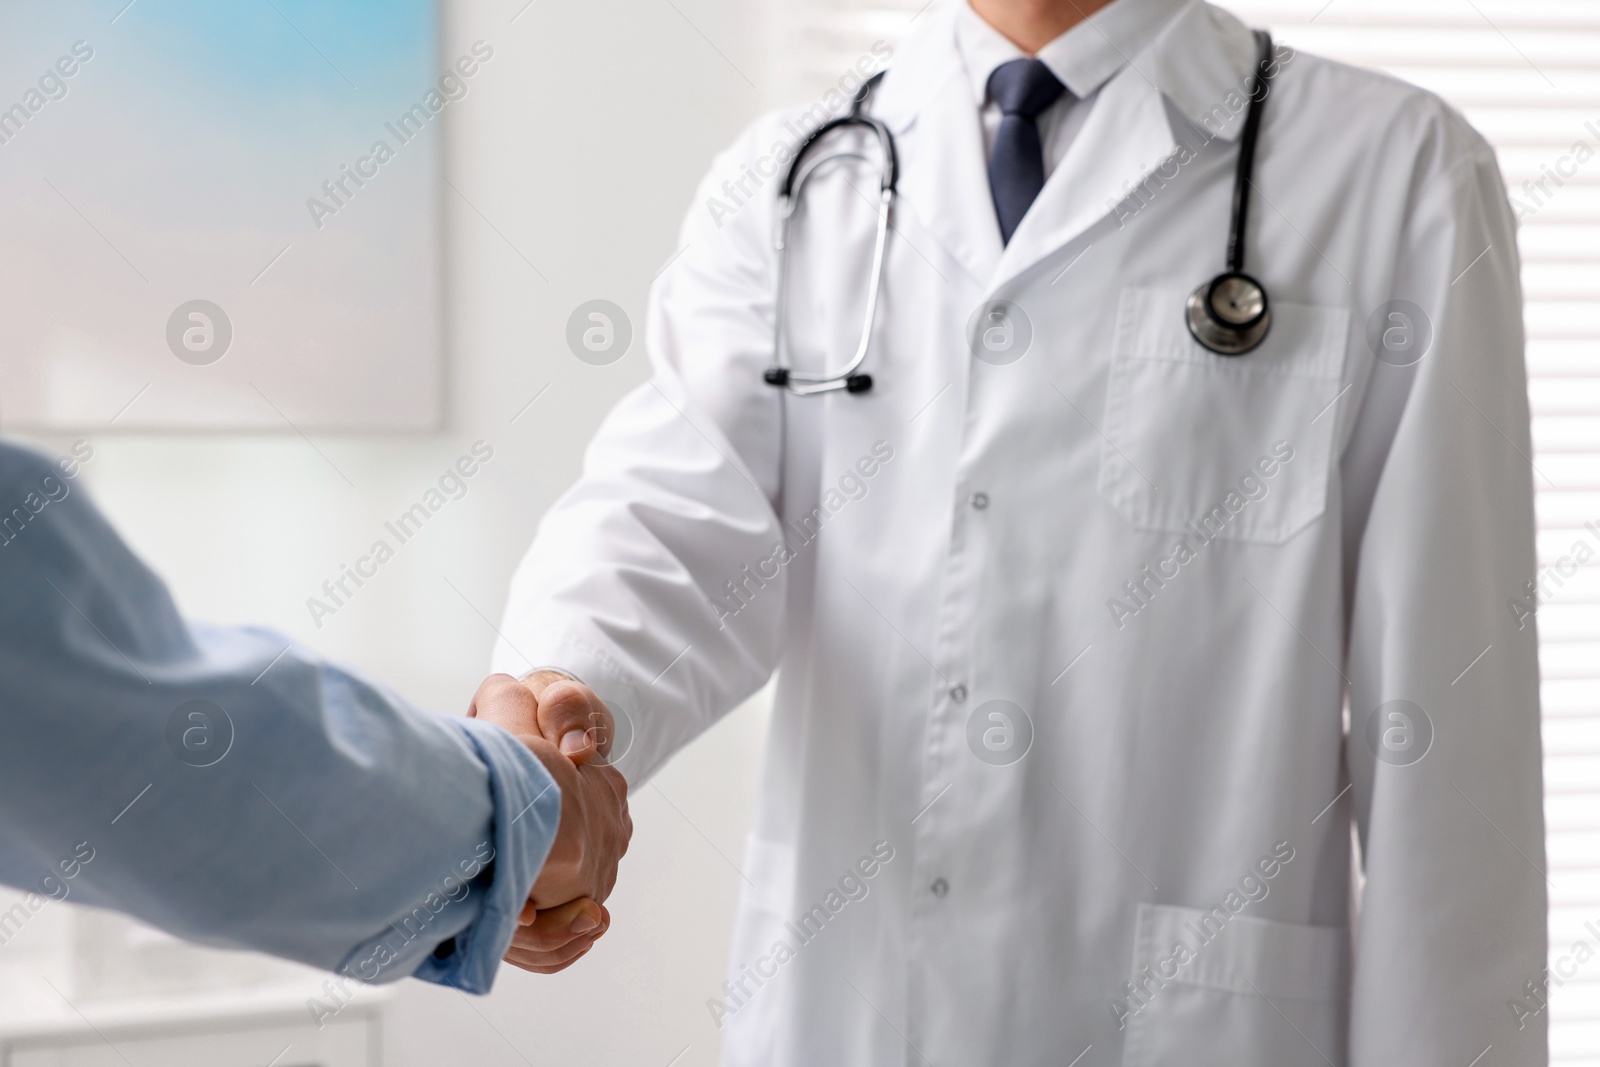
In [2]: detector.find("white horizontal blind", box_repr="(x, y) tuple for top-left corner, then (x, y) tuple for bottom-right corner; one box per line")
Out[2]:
(766, 0), (1600, 1061)
(760, 0), (924, 106)
(1217, 7), (1600, 1063)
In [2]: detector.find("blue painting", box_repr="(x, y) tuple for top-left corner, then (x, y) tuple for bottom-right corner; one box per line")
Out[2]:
(0, 0), (455, 428)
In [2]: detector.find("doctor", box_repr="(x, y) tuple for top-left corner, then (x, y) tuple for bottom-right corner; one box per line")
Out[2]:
(491, 0), (1544, 1062)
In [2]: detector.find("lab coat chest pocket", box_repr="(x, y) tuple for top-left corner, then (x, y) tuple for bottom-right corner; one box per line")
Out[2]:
(1121, 904), (1350, 1067)
(1098, 288), (1350, 544)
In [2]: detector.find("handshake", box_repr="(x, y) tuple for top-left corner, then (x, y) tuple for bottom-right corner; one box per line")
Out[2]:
(469, 670), (632, 975)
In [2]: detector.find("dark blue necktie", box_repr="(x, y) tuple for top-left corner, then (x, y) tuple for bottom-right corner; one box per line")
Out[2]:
(986, 58), (1067, 246)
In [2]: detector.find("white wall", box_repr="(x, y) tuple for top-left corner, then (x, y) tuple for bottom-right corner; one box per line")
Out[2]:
(10, 0), (773, 1062)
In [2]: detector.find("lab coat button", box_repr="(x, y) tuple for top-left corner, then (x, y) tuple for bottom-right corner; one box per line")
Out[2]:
(950, 684), (967, 703)
(930, 878), (949, 898)
(970, 492), (989, 510)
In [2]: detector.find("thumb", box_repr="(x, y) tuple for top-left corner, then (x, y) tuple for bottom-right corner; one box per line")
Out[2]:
(533, 680), (603, 766)
(518, 894), (605, 935)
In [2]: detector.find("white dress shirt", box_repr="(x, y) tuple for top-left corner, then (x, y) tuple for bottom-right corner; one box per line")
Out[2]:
(956, 0), (1188, 178)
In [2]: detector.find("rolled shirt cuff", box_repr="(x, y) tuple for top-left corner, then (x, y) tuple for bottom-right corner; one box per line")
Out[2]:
(337, 715), (561, 995)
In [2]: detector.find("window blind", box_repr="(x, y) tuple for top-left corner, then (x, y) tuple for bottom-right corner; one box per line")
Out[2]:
(764, 0), (1600, 1060)
(1226, 7), (1600, 1062)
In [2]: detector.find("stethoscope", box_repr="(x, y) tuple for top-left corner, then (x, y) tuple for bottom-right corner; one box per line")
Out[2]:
(1184, 29), (1277, 356)
(763, 29), (1278, 396)
(764, 73), (898, 396)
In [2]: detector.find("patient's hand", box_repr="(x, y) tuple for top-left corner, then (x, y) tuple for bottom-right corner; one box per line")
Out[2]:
(469, 673), (631, 974)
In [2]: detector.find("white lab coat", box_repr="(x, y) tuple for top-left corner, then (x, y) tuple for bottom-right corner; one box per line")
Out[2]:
(495, 0), (1546, 1063)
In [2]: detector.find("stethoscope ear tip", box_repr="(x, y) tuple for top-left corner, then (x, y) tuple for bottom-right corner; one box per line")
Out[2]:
(845, 374), (873, 394)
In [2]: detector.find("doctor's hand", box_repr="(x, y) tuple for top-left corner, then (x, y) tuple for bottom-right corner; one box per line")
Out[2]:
(512, 668), (619, 766)
(469, 674), (631, 974)
(469, 673), (629, 903)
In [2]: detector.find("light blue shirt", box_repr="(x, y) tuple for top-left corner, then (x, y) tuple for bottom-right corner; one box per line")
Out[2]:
(0, 441), (560, 994)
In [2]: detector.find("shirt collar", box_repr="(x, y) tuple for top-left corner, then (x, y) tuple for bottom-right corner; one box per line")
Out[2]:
(876, 0), (1260, 142)
(955, 0), (1190, 105)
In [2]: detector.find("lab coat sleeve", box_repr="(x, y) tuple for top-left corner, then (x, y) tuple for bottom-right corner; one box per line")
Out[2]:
(493, 119), (790, 784)
(0, 443), (559, 995)
(1341, 132), (1546, 1063)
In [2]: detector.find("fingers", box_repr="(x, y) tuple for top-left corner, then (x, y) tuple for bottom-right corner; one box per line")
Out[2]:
(503, 939), (597, 974)
(469, 672), (626, 975)
(515, 896), (606, 948)
(525, 752), (632, 908)
(524, 673), (614, 767)
(583, 763), (631, 903)
(496, 670), (630, 924)
(502, 900), (610, 975)
(467, 673), (541, 736)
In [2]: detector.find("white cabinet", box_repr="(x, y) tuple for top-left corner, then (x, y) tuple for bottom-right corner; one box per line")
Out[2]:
(6, 1011), (378, 1067)
(0, 900), (389, 1067)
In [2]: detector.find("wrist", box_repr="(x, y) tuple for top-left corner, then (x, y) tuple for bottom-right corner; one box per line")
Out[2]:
(522, 666), (581, 687)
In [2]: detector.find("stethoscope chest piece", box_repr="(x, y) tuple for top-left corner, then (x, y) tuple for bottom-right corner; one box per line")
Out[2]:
(1186, 271), (1271, 355)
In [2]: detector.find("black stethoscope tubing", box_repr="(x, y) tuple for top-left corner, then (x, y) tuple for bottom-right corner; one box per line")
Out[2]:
(764, 73), (896, 396)
(1185, 29), (1277, 356)
(764, 29), (1278, 395)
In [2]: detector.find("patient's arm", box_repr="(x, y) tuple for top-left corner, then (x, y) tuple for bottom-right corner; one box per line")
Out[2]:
(0, 440), (574, 994)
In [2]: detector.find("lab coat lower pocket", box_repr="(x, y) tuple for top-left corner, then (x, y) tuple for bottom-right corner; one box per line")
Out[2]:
(1120, 904), (1350, 1067)
(1099, 288), (1350, 545)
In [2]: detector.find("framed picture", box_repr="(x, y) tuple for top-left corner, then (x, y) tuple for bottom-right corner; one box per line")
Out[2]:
(0, 0), (447, 430)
